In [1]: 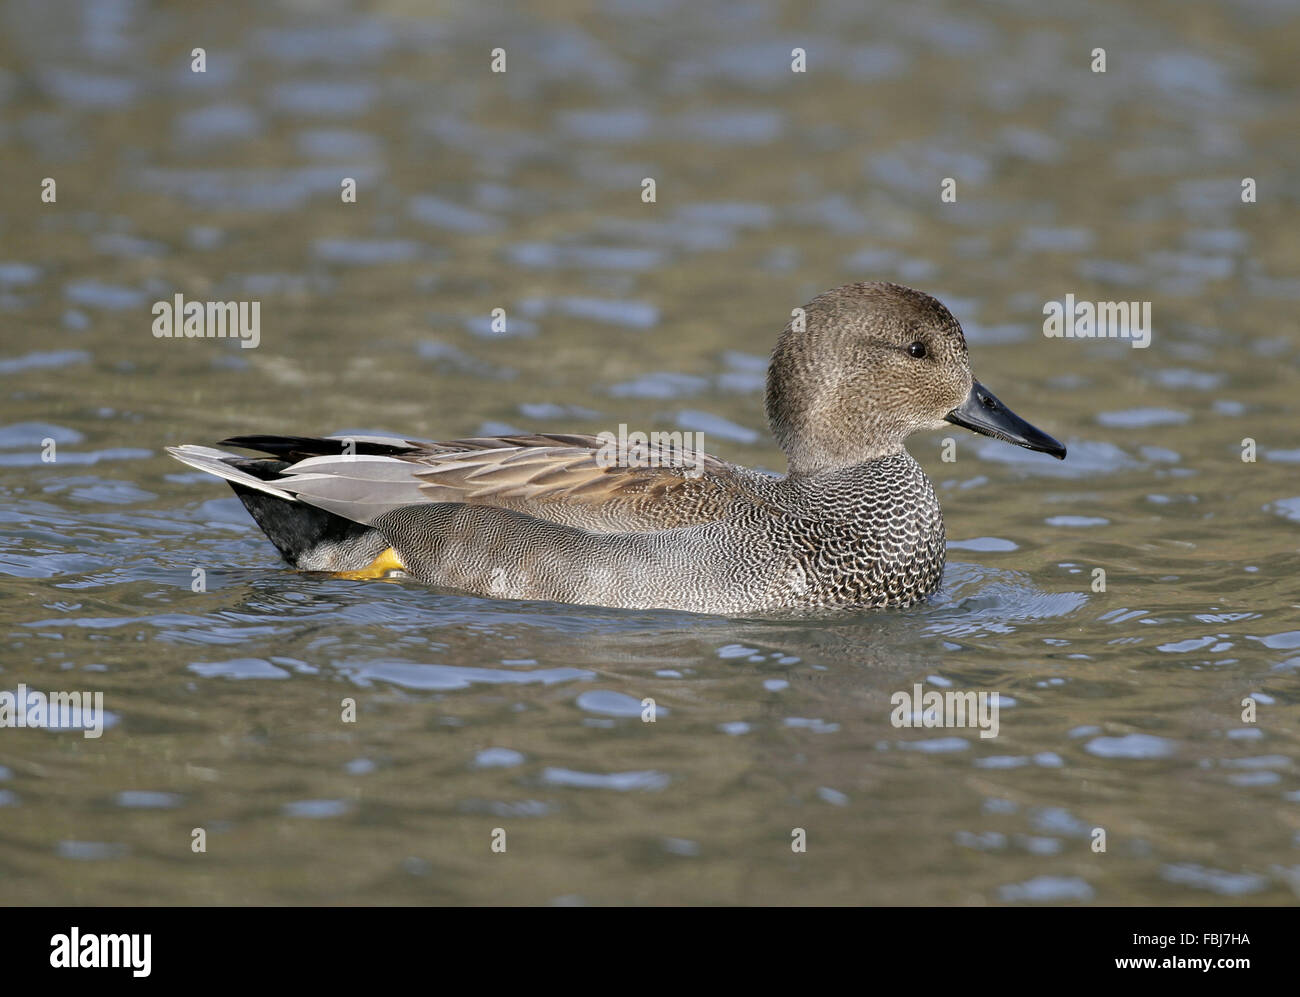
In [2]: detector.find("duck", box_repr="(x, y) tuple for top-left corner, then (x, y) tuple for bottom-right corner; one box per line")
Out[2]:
(168, 281), (1065, 615)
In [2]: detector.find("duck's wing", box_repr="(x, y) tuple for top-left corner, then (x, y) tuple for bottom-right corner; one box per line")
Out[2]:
(181, 433), (777, 533)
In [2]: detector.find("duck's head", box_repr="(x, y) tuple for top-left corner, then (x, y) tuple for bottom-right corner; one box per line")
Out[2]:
(765, 281), (1066, 473)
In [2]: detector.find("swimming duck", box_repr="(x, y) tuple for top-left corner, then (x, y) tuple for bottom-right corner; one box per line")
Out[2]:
(169, 281), (1064, 614)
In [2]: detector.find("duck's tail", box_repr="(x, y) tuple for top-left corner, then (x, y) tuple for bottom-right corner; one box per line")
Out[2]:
(166, 443), (381, 569)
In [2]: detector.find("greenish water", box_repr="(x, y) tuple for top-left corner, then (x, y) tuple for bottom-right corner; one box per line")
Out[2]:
(2, 0), (1299, 904)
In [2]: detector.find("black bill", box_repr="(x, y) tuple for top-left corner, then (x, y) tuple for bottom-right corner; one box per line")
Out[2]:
(945, 380), (1066, 460)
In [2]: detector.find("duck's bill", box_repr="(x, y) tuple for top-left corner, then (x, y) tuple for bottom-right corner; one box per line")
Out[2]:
(945, 380), (1066, 460)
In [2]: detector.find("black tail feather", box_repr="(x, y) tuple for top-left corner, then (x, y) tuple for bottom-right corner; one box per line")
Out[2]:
(219, 450), (373, 565)
(227, 481), (373, 566)
(221, 434), (422, 461)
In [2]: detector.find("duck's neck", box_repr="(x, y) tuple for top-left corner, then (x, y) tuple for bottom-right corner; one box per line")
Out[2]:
(778, 449), (943, 533)
(781, 441), (910, 476)
(781, 446), (914, 487)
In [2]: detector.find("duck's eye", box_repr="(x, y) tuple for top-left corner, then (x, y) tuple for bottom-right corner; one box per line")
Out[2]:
(907, 341), (927, 359)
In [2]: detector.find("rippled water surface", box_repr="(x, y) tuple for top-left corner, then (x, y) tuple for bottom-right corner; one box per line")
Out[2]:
(2, 0), (1299, 904)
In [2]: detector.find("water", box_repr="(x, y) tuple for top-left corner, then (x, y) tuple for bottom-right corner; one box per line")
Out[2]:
(2, 0), (1299, 904)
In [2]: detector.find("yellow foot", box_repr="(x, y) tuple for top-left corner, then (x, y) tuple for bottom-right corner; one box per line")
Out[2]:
(334, 547), (405, 581)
